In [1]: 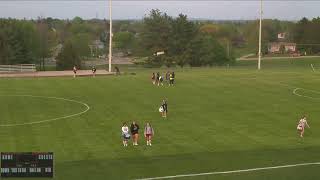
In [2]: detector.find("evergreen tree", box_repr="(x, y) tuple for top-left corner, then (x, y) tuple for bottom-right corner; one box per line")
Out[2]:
(56, 40), (81, 70)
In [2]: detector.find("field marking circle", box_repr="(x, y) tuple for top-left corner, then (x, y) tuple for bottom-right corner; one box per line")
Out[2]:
(136, 84), (320, 180)
(0, 94), (90, 127)
(293, 88), (320, 100)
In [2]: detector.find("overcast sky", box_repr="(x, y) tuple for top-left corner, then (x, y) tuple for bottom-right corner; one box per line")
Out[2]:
(0, 1), (319, 20)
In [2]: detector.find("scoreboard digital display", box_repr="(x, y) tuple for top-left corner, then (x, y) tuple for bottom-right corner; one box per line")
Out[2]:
(1, 152), (53, 178)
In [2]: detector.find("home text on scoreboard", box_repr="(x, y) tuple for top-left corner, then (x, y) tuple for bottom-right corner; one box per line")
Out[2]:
(1, 152), (53, 177)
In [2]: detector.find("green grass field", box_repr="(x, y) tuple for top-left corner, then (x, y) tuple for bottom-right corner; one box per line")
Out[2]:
(1, 59), (320, 180)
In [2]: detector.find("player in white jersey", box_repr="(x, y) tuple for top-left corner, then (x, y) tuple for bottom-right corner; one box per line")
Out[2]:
(144, 122), (154, 146)
(121, 123), (130, 146)
(73, 66), (77, 78)
(297, 116), (310, 137)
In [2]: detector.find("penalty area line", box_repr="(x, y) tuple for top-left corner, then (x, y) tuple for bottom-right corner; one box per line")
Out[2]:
(135, 162), (320, 180)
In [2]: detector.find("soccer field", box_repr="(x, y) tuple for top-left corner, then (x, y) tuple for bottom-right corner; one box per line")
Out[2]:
(1, 64), (320, 179)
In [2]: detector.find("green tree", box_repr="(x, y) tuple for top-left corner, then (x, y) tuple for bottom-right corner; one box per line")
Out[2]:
(0, 30), (13, 64)
(70, 33), (91, 58)
(186, 34), (233, 66)
(0, 19), (40, 64)
(36, 17), (50, 71)
(141, 9), (172, 55)
(169, 14), (196, 67)
(292, 17), (320, 54)
(56, 40), (81, 70)
(113, 31), (135, 54)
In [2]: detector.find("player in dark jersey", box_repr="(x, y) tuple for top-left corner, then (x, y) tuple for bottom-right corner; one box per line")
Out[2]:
(161, 99), (168, 118)
(115, 66), (120, 75)
(165, 71), (170, 85)
(130, 121), (140, 145)
(169, 73), (173, 86)
(156, 72), (160, 85)
(171, 72), (175, 85)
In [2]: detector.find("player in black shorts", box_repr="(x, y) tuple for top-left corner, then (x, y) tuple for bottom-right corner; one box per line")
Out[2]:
(73, 65), (77, 78)
(115, 66), (120, 75)
(161, 99), (168, 118)
(130, 121), (140, 146)
(171, 72), (175, 85)
(156, 72), (160, 85)
(92, 66), (97, 77)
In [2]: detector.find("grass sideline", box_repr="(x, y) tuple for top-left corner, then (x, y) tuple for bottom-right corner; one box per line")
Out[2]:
(0, 59), (320, 180)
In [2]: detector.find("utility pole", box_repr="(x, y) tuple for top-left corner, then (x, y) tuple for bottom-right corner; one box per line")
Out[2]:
(108, 0), (112, 72)
(227, 41), (230, 58)
(258, 0), (262, 70)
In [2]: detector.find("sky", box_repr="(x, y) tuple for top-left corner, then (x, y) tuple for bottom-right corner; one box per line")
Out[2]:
(0, 1), (319, 20)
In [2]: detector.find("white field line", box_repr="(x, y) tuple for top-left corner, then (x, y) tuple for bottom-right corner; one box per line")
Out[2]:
(137, 82), (320, 180)
(293, 88), (320, 100)
(0, 95), (90, 127)
(311, 64), (316, 72)
(136, 162), (320, 180)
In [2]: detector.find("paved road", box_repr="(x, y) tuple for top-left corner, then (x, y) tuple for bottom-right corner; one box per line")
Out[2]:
(237, 54), (320, 61)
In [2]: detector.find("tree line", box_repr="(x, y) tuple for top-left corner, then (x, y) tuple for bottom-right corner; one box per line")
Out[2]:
(136, 9), (233, 67)
(0, 12), (319, 70)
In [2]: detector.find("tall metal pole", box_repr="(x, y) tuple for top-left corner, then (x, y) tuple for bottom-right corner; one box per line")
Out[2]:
(108, 0), (112, 72)
(258, 0), (262, 70)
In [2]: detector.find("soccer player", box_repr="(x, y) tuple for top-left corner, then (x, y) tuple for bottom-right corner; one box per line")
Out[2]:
(159, 105), (164, 116)
(151, 73), (156, 85)
(169, 72), (174, 86)
(73, 66), (77, 78)
(92, 66), (97, 77)
(156, 72), (160, 85)
(171, 72), (175, 85)
(158, 75), (164, 86)
(115, 66), (120, 75)
(130, 121), (140, 146)
(297, 116), (310, 137)
(161, 99), (168, 118)
(121, 123), (130, 147)
(144, 122), (154, 146)
(165, 71), (170, 84)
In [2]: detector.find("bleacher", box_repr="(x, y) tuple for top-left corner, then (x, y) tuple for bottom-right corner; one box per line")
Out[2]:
(0, 64), (36, 73)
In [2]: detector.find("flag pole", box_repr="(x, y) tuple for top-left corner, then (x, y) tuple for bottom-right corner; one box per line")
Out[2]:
(258, 0), (262, 70)
(108, 0), (112, 72)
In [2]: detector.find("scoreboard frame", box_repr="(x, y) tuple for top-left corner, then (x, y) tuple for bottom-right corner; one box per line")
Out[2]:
(1, 152), (54, 178)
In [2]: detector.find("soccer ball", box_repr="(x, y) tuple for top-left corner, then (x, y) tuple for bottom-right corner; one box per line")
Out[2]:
(159, 106), (164, 112)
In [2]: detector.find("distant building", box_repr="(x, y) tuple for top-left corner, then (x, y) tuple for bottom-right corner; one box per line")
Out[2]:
(90, 40), (105, 49)
(277, 32), (286, 40)
(89, 40), (105, 57)
(268, 42), (296, 53)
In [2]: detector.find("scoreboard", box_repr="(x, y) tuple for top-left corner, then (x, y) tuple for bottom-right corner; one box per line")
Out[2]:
(1, 152), (53, 178)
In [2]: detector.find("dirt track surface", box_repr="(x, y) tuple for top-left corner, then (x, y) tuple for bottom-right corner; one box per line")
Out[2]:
(0, 70), (114, 78)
